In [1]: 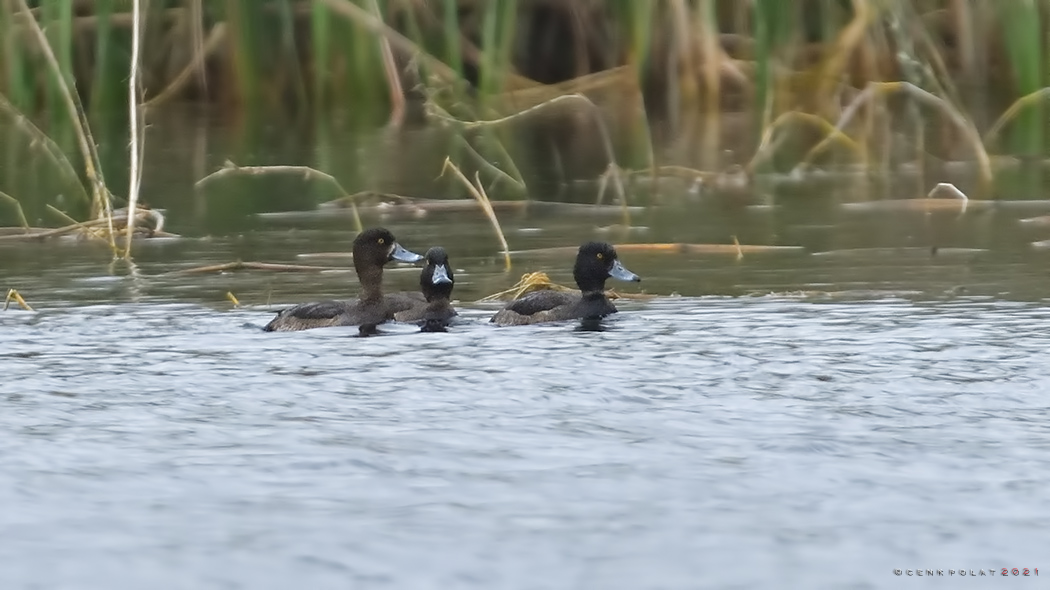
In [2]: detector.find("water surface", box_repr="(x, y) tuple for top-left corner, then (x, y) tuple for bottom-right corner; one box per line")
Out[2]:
(2, 295), (1049, 589)
(2, 110), (1050, 589)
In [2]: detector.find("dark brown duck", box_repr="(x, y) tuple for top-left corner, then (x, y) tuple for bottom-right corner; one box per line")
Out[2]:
(490, 242), (640, 326)
(392, 247), (457, 332)
(262, 227), (423, 333)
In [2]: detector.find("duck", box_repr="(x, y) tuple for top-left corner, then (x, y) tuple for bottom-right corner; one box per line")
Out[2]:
(391, 247), (457, 332)
(490, 241), (641, 326)
(262, 227), (423, 333)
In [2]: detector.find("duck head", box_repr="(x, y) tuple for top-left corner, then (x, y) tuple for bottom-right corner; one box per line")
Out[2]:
(352, 228), (423, 297)
(573, 241), (641, 293)
(420, 247), (454, 302)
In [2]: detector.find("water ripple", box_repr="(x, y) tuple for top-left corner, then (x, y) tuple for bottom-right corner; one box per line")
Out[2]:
(2, 298), (1049, 589)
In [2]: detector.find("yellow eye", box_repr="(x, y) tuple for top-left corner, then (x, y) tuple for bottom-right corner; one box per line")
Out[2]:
(378, 238), (385, 245)
(596, 253), (604, 260)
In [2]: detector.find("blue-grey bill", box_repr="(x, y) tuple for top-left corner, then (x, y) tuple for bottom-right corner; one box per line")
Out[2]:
(431, 264), (453, 284)
(390, 242), (424, 263)
(609, 259), (641, 282)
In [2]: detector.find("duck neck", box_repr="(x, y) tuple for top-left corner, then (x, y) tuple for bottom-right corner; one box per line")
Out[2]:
(580, 288), (607, 300)
(422, 283), (453, 303)
(356, 264), (385, 302)
(578, 286), (615, 319)
(576, 276), (608, 300)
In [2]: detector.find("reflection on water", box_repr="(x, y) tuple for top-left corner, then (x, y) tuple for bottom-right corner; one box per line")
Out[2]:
(3, 108), (1050, 588)
(1, 299), (1049, 589)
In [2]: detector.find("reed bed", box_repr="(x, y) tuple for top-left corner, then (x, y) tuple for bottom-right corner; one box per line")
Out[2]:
(3, 0), (1050, 264)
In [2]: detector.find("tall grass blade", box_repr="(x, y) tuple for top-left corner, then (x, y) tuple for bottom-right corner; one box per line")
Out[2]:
(312, 0), (332, 109)
(999, 0), (1043, 155)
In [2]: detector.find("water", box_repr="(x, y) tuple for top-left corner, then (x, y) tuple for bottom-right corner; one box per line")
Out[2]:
(3, 110), (1050, 588)
(2, 297), (1049, 589)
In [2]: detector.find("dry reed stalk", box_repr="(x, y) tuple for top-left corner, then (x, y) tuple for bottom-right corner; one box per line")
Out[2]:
(123, 0), (143, 259)
(194, 162), (364, 232)
(667, 0), (696, 116)
(926, 182), (968, 214)
(698, 0), (721, 111)
(747, 111), (863, 173)
(0, 190), (30, 231)
(44, 204), (113, 245)
(318, 0), (458, 83)
(476, 272), (571, 302)
(4, 289), (33, 311)
(144, 22), (226, 109)
(492, 65), (635, 115)
(0, 93), (91, 205)
(814, 0), (875, 112)
(428, 93), (628, 210)
(14, 0), (115, 249)
(440, 157), (511, 270)
(367, 0), (404, 127)
(984, 87), (1050, 147)
(799, 81), (993, 193)
(453, 135), (525, 193)
(476, 271), (654, 304)
(469, 132), (529, 193)
(188, 0), (208, 93)
(0, 211), (153, 242)
(951, 0), (977, 83)
(169, 261), (347, 275)
(513, 243), (806, 256)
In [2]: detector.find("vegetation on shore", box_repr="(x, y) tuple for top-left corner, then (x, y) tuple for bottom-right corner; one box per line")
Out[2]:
(2, 1), (1050, 260)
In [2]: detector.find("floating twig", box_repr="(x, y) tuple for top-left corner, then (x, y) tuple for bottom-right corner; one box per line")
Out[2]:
(476, 272), (572, 302)
(512, 243), (807, 256)
(168, 261), (347, 276)
(476, 271), (655, 303)
(0, 208), (172, 242)
(45, 205), (111, 245)
(4, 289), (33, 311)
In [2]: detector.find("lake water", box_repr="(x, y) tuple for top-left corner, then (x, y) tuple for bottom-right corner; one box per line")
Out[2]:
(1, 109), (1049, 589)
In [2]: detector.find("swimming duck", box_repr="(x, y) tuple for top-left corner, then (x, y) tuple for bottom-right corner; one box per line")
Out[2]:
(392, 247), (457, 332)
(490, 241), (640, 326)
(262, 227), (423, 333)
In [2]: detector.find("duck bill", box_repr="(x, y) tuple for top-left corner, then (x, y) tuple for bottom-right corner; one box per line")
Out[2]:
(608, 259), (641, 282)
(389, 242), (424, 263)
(431, 264), (453, 285)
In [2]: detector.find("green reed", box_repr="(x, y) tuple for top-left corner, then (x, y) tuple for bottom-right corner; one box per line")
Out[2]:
(0, 3), (31, 113)
(477, 0), (517, 102)
(226, 0), (262, 109)
(41, 0), (73, 122)
(311, 0), (333, 109)
(7, 0), (1050, 220)
(998, 0), (1044, 155)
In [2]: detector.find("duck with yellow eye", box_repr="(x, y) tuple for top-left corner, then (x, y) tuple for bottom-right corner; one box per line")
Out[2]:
(263, 227), (423, 333)
(490, 241), (641, 326)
